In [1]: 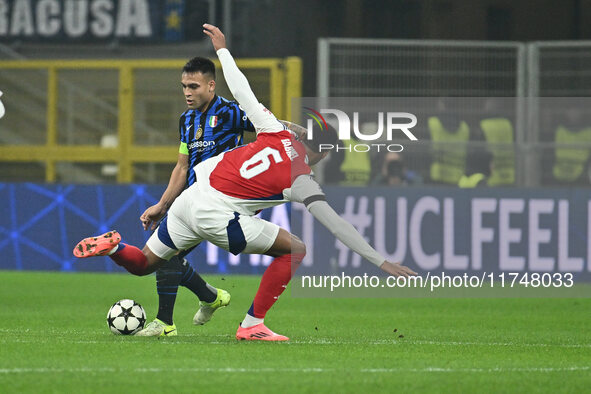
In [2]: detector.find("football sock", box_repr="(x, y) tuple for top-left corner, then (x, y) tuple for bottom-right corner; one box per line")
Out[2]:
(246, 253), (305, 319)
(155, 255), (185, 325)
(109, 243), (149, 276)
(241, 314), (264, 328)
(178, 258), (217, 303)
(154, 256), (218, 325)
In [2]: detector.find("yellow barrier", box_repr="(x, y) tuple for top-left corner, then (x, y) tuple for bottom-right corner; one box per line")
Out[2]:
(0, 57), (302, 183)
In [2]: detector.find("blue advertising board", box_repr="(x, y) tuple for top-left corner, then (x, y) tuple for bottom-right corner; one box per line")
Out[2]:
(0, 183), (590, 282)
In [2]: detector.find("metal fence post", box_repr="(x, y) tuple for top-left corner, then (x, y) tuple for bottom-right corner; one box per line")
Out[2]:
(526, 43), (540, 187)
(46, 66), (58, 182)
(117, 66), (134, 183)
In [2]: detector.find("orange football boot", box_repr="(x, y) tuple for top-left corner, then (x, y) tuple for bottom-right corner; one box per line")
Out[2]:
(73, 230), (121, 258)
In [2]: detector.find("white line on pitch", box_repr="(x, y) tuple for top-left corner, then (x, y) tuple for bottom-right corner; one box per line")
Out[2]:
(0, 366), (588, 374)
(1, 337), (590, 348)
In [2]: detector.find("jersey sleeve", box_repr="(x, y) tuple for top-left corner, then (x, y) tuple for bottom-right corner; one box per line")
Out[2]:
(287, 174), (325, 204)
(290, 175), (385, 267)
(240, 108), (255, 132)
(217, 48), (284, 134)
(178, 114), (189, 154)
(231, 102), (255, 132)
(179, 115), (189, 143)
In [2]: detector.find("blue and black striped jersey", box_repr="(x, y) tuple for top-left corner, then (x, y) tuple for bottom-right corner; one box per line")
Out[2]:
(179, 95), (254, 186)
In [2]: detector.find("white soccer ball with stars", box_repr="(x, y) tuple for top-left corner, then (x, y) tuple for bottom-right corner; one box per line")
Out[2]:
(107, 299), (146, 335)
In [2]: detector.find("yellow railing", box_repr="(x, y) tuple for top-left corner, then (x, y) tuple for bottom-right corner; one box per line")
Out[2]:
(0, 57), (302, 183)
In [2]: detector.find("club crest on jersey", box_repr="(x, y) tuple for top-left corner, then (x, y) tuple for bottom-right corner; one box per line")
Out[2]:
(195, 127), (203, 140)
(208, 116), (218, 127)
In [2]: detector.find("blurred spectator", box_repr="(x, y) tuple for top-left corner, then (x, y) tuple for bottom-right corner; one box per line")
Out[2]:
(372, 152), (422, 186)
(323, 135), (371, 186)
(479, 98), (515, 186)
(429, 98), (470, 185)
(552, 107), (591, 185)
(458, 148), (493, 188)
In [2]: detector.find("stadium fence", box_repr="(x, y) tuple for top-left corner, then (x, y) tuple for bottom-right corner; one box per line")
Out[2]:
(317, 38), (591, 187)
(0, 57), (301, 183)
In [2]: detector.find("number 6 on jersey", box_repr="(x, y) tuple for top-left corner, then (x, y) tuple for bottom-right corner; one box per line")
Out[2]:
(240, 147), (284, 179)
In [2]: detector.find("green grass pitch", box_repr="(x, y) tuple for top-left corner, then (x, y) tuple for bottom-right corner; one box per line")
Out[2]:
(0, 271), (589, 393)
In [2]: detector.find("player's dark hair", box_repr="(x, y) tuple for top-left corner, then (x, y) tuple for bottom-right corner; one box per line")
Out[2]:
(302, 122), (339, 153)
(182, 57), (216, 80)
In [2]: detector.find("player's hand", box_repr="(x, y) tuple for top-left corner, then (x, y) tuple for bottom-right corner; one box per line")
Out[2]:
(379, 261), (417, 278)
(203, 24), (226, 51)
(140, 204), (167, 231)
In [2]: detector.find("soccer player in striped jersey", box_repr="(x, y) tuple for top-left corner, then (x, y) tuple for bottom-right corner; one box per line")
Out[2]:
(74, 24), (416, 341)
(135, 56), (255, 337)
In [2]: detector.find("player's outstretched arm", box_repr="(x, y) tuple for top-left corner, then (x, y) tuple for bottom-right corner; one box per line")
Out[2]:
(289, 176), (417, 277)
(203, 23), (283, 134)
(202, 23), (227, 51)
(309, 201), (416, 277)
(203, 23), (254, 107)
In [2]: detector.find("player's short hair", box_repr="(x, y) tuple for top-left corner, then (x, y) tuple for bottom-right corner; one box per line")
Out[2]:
(305, 123), (338, 153)
(282, 120), (338, 153)
(182, 57), (216, 80)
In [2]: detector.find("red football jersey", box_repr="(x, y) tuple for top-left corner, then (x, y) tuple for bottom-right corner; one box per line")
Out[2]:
(209, 130), (311, 200)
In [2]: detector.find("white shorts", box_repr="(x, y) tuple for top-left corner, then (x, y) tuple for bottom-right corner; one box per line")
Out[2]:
(146, 188), (280, 261)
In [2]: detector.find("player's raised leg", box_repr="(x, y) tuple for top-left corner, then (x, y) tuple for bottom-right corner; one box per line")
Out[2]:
(73, 230), (165, 276)
(236, 228), (306, 342)
(73, 202), (200, 276)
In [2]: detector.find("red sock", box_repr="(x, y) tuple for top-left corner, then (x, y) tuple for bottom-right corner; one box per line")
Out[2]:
(249, 253), (305, 318)
(110, 244), (150, 276)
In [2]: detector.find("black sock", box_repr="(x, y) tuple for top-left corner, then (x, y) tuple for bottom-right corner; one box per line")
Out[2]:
(155, 255), (185, 325)
(179, 258), (217, 303)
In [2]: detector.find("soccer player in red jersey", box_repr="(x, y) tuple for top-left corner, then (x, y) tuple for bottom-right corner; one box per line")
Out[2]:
(74, 24), (416, 341)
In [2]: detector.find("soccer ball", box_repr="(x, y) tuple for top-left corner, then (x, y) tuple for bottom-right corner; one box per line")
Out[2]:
(107, 299), (146, 335)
